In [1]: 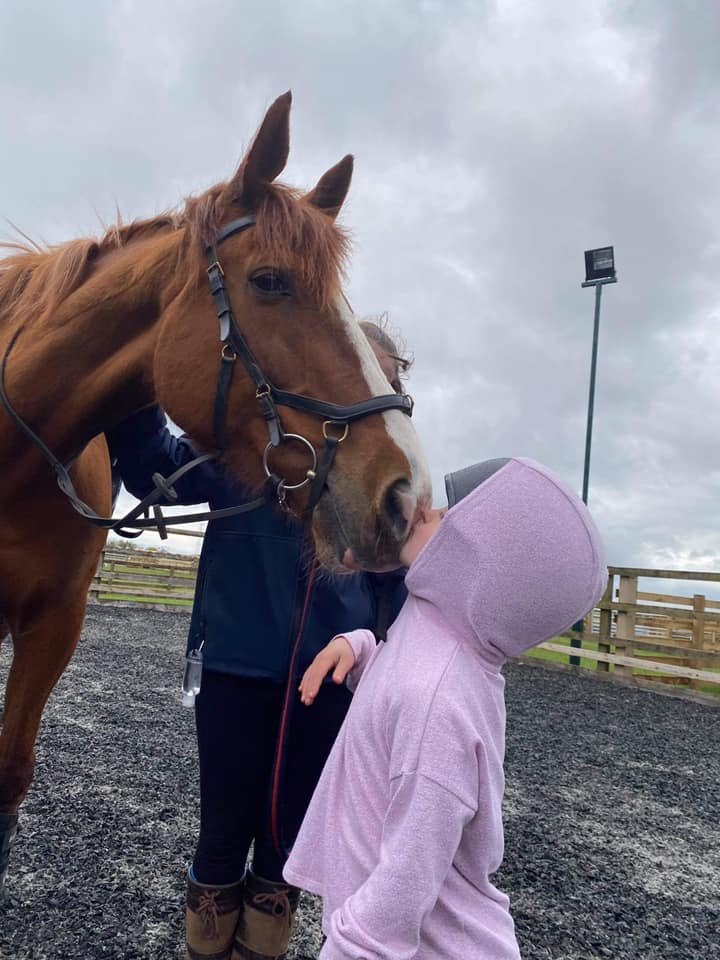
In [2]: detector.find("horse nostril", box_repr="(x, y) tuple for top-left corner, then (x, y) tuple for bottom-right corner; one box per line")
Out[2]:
(383, 480), (415, 538)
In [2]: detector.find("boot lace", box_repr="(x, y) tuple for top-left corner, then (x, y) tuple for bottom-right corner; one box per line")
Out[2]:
(197, 889), (221, 939)
(253, 889), (292, 926)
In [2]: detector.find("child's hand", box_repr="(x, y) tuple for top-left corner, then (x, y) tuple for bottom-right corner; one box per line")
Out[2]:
(299, 636), (356, 705)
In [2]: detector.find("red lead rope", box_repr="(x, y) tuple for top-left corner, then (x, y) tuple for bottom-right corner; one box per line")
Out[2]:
(270, 557), (319, 857)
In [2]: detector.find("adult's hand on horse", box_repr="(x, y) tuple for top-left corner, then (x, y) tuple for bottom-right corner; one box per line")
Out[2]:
(299, 636), (355, 705)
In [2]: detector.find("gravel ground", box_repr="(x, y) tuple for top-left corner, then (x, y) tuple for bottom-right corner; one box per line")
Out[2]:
(1, 606), (718, 960)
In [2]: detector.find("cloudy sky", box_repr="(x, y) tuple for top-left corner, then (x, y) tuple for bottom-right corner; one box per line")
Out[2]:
(1, 0), (718, 592)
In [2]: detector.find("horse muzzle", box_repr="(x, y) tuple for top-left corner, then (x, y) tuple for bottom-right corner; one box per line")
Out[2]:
(313, 475), (427, 574)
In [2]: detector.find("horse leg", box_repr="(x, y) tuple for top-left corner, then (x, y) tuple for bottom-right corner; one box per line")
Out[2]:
(0, 437), (109, 891)
(0, 594), (88, 891)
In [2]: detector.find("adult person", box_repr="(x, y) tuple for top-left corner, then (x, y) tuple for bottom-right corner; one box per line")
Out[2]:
(106, 318), (411, 960)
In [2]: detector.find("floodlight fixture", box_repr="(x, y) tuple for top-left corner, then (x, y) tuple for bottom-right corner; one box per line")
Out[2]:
(583, 246), (617, 286)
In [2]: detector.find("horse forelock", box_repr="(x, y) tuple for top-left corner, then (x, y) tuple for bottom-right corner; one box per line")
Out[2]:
(253, 185), (350, 310)
(183, 181), (351, 311)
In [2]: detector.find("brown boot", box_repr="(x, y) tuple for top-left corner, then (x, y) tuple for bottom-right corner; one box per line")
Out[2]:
(231, 869), (300, 960)
(186, 870), (244, 960)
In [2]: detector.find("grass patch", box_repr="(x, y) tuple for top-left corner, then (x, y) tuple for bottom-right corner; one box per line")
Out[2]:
(525, 636), (720, 698)
(526, 639), (600, 672)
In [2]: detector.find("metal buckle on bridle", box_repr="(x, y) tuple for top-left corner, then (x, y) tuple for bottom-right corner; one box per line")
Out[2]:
(322, 421), (349, 443)
(275, 479), (288, 507)
(221, 343), (236, 362)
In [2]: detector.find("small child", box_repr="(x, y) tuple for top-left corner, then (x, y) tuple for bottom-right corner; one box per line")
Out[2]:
(284, 457), (607, 960)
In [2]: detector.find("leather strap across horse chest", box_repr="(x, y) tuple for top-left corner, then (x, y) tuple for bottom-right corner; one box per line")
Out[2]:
(0, 215), (413, 537)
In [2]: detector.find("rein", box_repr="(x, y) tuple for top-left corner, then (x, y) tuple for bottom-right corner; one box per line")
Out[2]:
(0, 215), (413, 537)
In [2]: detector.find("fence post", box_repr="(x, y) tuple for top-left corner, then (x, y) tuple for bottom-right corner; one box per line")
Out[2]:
(88, 546), (105, 605)
(597, 572), (613, 672)
(614, 573), (637, 679)
(690, 594), (706, 691)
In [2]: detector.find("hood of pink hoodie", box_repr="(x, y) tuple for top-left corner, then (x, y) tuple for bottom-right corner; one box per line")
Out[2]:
(404, 458), (607, 664)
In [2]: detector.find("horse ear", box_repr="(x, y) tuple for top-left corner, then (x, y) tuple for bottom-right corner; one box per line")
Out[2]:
(304, 154), (354, 220)
(227, 91), (292, 208)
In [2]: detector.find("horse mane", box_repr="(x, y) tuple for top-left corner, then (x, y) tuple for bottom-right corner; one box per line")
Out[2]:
(0, 217), (176, 327)
(0, 180), (350, 326)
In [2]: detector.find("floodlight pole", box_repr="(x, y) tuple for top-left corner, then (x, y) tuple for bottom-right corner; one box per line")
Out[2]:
(580, 274), (617, 504)
(570, 269), (617, 664)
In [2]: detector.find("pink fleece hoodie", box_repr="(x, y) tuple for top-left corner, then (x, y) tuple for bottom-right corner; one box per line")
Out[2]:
(284, 458), (607, 960)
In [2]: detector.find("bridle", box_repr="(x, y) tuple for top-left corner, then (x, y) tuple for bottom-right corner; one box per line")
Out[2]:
(0, 214), (413, 537)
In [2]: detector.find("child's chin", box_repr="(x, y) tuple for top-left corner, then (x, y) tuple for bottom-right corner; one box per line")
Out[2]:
(342, 548), (405, 574)
(341, 549), (360, 572)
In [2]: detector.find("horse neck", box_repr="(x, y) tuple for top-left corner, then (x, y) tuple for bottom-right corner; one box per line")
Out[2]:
(7, 230), (187, 466)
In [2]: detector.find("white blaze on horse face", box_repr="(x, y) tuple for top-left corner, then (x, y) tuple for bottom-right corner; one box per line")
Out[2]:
(335, 296), (432, 514)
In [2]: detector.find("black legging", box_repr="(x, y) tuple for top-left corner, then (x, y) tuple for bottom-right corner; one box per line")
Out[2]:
(192, 670), (351, 885)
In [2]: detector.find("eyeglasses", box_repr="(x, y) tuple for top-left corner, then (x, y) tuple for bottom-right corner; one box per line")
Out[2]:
(387, 354), (411, 373)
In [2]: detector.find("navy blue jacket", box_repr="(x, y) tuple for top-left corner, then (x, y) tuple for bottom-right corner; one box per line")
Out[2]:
(106, 407), (406, 683)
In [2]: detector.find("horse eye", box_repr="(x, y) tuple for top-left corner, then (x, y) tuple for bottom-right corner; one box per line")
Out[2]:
(249, 270), (291, 297)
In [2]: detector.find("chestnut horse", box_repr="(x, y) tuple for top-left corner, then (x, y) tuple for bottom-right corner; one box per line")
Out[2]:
(0, 92), (430, 889)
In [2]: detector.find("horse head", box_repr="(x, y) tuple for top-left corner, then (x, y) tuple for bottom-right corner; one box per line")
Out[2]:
(153, 92), (431, 572)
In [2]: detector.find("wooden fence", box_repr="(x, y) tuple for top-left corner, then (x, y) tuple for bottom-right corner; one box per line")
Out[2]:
(535, 566), (720, 696)
(89, 545), (198, 609)
(89, 549), (720, 696)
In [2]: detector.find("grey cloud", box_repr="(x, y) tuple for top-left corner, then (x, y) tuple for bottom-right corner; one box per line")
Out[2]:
(2, 0), (719, 593)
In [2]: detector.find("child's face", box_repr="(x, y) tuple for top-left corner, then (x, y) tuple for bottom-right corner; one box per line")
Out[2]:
(400, 507), (447, 566)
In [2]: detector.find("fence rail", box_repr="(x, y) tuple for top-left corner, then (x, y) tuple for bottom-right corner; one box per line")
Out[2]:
(89, 549), (720, 695)
(533, 566), (720, 695)
(89, 547), (198, 608)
